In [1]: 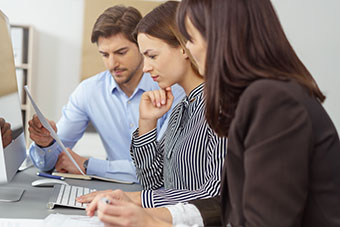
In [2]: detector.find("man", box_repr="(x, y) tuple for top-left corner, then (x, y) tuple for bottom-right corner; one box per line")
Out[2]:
(28, 5), (184, 183)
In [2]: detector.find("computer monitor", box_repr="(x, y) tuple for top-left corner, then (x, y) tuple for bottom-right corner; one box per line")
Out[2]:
(0, 10), (26, 201)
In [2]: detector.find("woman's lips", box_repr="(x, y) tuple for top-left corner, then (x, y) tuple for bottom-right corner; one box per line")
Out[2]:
(151, 75), (159, 81)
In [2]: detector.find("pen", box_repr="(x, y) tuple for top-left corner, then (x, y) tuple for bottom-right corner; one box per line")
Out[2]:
(101, 197), (111, 205)
(36, 172), (65, 180)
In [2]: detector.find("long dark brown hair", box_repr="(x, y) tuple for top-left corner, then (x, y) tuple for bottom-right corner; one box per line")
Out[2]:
(177, 0), (325, 137)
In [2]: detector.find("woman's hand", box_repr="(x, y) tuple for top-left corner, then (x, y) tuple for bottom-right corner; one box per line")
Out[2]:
(138, 87), (174, 136)
(87, 193), (171, 227)
(77, 190), (138, 205)
(85, 189), (136, 217)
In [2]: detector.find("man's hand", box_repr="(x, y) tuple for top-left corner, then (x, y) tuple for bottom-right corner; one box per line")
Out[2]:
(28, 114), (57, 147)
(0, 118), (12, 148)
(55, 148), (88, 174)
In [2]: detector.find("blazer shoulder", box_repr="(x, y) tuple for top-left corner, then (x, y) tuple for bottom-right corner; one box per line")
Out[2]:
(242, 79), (291, 96)
(239, 79), (305, 106)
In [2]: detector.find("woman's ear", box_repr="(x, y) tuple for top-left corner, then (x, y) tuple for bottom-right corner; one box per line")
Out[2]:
(180, 47), (189, 59)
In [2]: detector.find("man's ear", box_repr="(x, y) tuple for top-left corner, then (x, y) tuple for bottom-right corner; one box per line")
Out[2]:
(180, 48), (189, 59)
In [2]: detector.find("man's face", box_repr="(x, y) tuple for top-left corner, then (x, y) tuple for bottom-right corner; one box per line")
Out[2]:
(97, 34), (143, 86)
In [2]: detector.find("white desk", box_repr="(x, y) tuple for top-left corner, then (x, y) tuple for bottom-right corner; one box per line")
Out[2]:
(0, 167), (141, 219)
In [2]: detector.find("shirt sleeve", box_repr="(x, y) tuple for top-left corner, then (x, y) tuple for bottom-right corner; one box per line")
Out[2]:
(140, 135), (226, 208)
(166, 203), (204, 227)
(86, 158), (138, 183)
(29, 141), (60, 171)
(189, 196), (222, 226)
(130, 128), (165, 190)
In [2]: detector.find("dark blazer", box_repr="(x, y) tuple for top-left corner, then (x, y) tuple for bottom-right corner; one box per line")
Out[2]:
(191, 79), (340, 226)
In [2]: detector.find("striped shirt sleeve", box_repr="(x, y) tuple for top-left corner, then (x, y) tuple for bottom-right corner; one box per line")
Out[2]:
(141, 135), (227, 208)
(130, 128), (165, 190)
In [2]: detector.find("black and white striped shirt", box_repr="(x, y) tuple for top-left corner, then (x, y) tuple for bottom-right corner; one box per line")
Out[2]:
(130, 83), (227, 208)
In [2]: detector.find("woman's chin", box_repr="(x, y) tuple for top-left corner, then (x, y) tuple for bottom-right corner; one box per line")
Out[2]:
(158, 82), (174, 89)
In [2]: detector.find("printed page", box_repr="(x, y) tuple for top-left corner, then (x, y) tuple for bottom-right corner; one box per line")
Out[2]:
(0, 218), (43, 227)
(44, 214), (104, 227)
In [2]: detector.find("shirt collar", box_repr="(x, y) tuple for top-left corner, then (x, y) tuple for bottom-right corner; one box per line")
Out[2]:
(108, 71), (154, 95)
(186, 83), (204, 103)
(183, 83), (205, 118)
(135, 72), (155, 93)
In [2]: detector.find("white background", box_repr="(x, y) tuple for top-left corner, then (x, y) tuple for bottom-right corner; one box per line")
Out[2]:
(0, 0), (339, 134)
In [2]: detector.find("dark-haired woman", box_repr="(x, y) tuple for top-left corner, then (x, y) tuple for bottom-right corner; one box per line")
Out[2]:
(86, 0), (340, 226)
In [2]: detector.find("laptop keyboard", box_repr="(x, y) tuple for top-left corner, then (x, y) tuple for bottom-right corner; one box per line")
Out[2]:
(47, 184), (96, 209)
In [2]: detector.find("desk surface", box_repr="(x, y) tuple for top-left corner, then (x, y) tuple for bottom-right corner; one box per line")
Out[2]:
(0, 167), (142, 219)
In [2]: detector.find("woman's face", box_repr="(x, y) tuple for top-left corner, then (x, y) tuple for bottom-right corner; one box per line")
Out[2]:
(137, 33), (188, 89)
(185, 17), (207, 76)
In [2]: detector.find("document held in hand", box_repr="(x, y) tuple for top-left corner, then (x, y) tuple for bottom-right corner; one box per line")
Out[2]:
(24, 85), (86, 175)
(24, 86), (133, 184)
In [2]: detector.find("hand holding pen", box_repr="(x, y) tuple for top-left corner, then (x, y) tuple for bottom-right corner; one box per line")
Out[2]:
(87, 194), (167, 226)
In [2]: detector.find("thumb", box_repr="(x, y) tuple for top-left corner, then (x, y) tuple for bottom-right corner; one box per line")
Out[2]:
(165, 87), (174, 104)
(50, 121), (57, 133)
(65, 148), (74, 157)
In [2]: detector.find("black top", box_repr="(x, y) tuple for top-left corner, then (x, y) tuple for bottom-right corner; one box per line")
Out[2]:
(191, 79), (340, 227)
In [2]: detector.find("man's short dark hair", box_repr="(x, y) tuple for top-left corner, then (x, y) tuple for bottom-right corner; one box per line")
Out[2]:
(91, 5), (142, 44)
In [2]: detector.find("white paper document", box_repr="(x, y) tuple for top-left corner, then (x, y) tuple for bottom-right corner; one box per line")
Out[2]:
(44, 214), (104, 227)
(0, 218), (43, 227)
(24, 86), (86, 175)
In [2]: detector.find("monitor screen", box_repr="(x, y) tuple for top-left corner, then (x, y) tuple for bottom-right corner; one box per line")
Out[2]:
(0, 10), (26, 184)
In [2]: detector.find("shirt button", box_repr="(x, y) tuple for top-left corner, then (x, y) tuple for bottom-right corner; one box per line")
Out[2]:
(127, 101), (131, 104)
(47, 150), (52, 152)
(130, 123), (134, 128)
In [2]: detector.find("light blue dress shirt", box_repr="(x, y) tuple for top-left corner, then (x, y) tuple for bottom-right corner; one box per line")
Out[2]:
(29, 71), (185, 183)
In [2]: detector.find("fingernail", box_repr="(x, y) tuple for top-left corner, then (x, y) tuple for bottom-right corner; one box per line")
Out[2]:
(157, 103), (161, 107)
(161, 100), (165, 105)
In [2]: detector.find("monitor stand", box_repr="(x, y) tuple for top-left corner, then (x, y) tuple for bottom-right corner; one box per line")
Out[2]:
(19, 155), (34, 171)
(0, 188), (24, 202)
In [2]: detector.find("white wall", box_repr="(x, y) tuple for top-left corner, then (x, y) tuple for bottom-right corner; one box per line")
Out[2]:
(0, 0), (339, 132)
(272, 0), (340, 131)
(0, 0), (84, 121)
(0, 94), (22, 129)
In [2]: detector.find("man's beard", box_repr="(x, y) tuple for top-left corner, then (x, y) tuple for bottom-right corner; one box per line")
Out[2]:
(113, 56), (143, 85)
